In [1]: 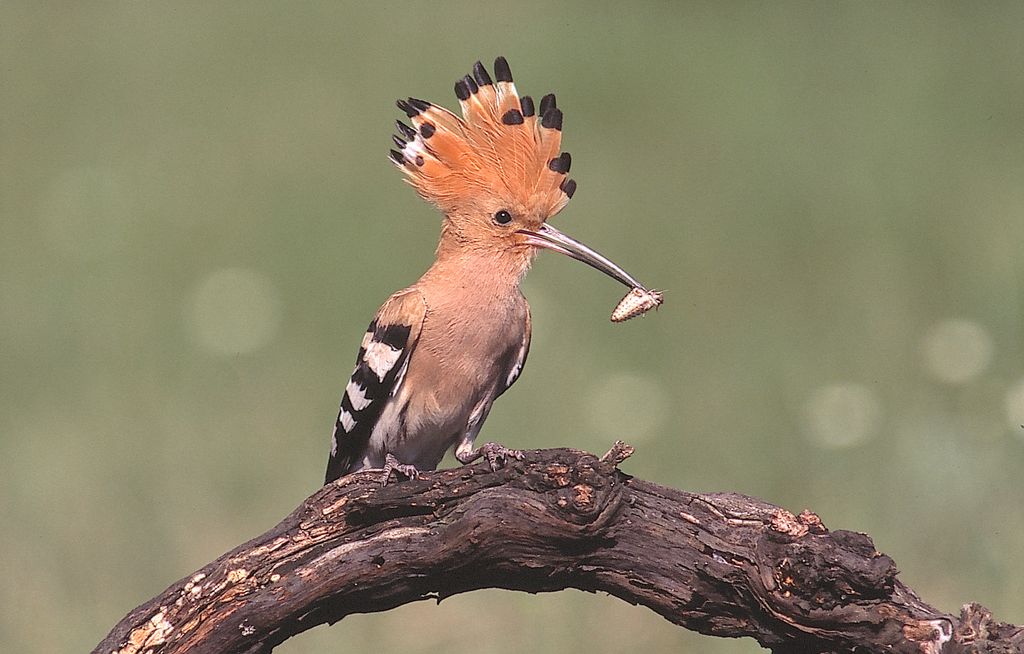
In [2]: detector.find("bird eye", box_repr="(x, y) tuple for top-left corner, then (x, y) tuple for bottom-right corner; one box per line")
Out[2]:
(493, 210), (513, 225)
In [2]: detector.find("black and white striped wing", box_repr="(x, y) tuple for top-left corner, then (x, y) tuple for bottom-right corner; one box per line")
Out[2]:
(324, 289), (426, 484)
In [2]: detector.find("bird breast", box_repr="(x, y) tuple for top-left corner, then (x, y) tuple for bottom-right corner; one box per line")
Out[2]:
(394, 289), (527, 449)
(420, 289), (528, 393)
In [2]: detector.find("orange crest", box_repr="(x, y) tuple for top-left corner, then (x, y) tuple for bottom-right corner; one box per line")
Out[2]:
(390, 57), (576, 221)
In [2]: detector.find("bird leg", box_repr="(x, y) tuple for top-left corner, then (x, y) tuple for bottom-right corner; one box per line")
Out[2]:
(455, 402), (523, 470)
(381, 453), (419, 485)
(455, 442), (524, 471)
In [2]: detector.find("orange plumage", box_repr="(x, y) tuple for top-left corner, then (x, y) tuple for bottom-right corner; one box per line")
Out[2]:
(390, 57), (575, 225)
(326, 57), (658, 486)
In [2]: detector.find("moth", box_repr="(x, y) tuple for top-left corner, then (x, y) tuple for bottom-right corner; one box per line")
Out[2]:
(611, 287), (664, 323)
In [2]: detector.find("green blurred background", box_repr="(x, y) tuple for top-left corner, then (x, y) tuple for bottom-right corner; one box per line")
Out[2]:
(3, 3), (1023, 652)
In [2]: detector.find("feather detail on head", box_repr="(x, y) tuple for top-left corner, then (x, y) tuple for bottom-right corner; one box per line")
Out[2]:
(390, 57), (576, 220)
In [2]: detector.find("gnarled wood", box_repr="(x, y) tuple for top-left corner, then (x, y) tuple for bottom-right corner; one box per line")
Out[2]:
(94, 445), (1022, 654)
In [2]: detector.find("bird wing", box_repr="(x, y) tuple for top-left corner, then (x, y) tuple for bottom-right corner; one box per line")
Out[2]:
(496, 305), (531, 399)
(325, 288), (427, 484)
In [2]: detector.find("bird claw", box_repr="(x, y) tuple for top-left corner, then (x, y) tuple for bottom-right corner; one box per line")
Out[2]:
(480, 442), (524, 471)
(381, 453), (419, 486)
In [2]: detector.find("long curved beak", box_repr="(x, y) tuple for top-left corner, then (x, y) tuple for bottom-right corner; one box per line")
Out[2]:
(518, 223), (646, 290)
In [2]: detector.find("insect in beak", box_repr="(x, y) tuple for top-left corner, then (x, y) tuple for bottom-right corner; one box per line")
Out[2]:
(518, 223), (663, 322)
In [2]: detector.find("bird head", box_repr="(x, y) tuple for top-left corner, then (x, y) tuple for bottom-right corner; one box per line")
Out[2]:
(390, 57), (644, 289)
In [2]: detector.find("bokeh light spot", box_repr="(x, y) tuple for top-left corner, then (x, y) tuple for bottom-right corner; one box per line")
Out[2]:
(803, 383), (881, 449)
(186, 268), (283, 355)
(585, 372), (668, 444)
(921, 319), (993, 385)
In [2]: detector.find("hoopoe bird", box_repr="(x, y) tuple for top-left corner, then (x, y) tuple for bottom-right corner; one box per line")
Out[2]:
(325, 57), (658, 485)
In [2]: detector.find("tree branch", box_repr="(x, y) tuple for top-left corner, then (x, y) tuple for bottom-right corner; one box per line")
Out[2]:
(94, 444), (1022, 654)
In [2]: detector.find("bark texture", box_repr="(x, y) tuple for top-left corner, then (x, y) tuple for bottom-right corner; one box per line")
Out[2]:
(94, 444), (1022, 654)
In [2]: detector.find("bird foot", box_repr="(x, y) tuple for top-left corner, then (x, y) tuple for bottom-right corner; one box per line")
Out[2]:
(479, 442), (524, 471)
(381, 453), (419, 486)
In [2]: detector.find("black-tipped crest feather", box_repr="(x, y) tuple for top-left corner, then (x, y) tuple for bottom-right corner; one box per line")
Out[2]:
(390, 57), (576, 216)
(520, 95), (535, 117)
(396, 120), (416, 140)
(541, 107), (563, 131)
(472, 61), (493, 86)
(494, 56), (513, 83)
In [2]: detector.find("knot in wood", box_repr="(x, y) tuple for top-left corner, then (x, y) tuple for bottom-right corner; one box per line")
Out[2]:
(797, 509), (826, 534)
(526, 453), (624, 530)
(957, 603), (992, 643)
(768, 529), (897, 609)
